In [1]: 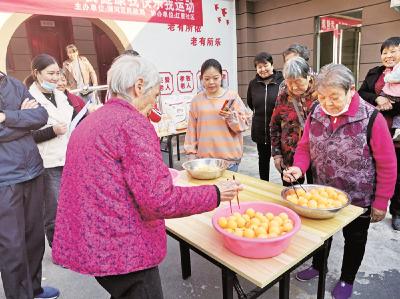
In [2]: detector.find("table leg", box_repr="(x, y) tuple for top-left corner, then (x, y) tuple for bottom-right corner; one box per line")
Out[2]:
(317, 238), (332, 299)
(222, 267), (235, 299)
(233, 274), (246, 299)
(279, 273), (290, 299)
(176, 135), (181, 161)
(167, 136), (173, 168)
(179, 242), (191, 279)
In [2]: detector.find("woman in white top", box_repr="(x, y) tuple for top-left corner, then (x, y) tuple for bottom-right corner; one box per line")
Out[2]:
(25, 53), (78, 248)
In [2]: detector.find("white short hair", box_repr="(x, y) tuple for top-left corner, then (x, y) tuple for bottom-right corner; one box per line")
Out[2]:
(107, 55), (160, 101)
(282, 56), (310, 79)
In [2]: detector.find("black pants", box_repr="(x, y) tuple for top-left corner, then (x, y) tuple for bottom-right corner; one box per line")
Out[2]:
(312, 207), (371, 284)
(0, 175), (45, 299)
(43, 167), (63, 247)
(281, 168), (313, 187)
(256, 143), (271, 181)
(390, 147), (400, 216)
(95, 267), (164, 299)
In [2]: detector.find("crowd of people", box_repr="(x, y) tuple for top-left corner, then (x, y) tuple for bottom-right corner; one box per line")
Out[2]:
(0, 37), (399, 299)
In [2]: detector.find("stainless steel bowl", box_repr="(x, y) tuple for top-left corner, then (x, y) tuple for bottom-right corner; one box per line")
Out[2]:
(182, 158), (228, 180)
(281, 184), (351, 219)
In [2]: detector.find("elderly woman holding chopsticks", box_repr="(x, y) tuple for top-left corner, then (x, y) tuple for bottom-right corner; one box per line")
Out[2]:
(52, 55), (243, 299)
(283, 63), (396, 299)
(270, 57), (318, 186)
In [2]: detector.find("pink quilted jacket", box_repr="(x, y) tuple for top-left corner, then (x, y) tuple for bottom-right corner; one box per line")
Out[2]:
(52, 98), (218, 276)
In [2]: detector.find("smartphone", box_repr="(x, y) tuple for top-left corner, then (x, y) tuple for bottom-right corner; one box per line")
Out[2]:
(221, 100), (229, 111)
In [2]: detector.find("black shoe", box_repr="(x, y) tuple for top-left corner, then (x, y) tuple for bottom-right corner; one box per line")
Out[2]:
(392, 215), (400, 231)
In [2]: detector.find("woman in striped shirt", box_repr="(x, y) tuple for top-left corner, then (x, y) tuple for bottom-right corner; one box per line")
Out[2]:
(184, 59), (250, 171)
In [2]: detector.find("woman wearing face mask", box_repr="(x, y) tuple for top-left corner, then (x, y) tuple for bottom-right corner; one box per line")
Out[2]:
(24, 53), (76, 248)
(184, 59), (251, 172)
(247, 52), (283, 181)
(283, 64), (396, 299)
(270, 57), (317, 185)
(52, 56), (242, 298)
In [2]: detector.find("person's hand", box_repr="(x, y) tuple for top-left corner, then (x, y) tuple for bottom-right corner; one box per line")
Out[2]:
(282, 166), (302, 183)
(273, 156), (284, 173)
(0, 112), (5, 123)
(218, 109), (232, 119)
(216, 179), (244, 202)
(53, 123), (68, 136)
(21, 98), (39, 110)
(371, 207), (386, 223)
(376, 96), (392, 111)
(87, 103), (102, 113)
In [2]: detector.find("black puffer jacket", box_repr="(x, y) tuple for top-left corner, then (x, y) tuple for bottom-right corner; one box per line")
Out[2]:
(247, 70), (283, 144)
(0, 74), (48, 186)
(358, 65), (400, 117)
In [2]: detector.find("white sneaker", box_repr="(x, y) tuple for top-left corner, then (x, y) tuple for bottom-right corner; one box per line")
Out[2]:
(393, 129), (400, 142)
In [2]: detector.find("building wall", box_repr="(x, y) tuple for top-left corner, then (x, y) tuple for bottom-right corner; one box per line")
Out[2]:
(6, 24), (32, 80)
(236, 0), (400, 102)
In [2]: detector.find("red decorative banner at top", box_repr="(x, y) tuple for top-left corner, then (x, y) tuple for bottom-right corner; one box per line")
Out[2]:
(0, 0), (203, 26)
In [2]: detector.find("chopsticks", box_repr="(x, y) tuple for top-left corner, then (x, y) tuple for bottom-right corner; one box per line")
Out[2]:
(227, 175), (240, 214)
(233, 175), (240, 209)
(279, 160), (307, 198)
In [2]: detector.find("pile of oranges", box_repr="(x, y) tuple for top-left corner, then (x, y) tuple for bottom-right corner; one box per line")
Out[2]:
(217, 208), (294, 239)
(286, 187), (348, 209)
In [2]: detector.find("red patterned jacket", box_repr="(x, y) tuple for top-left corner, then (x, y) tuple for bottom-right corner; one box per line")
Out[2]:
(270, 84), (317, 167)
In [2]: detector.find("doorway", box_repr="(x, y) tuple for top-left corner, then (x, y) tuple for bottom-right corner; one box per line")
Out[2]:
(6, 15), (122, 90)
(316, 10), (362, 83)
(26, 15), (74, 65)
(93, 23), (119, 86)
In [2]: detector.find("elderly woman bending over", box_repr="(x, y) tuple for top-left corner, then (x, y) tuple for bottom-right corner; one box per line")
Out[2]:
(52, 56), (242, 299)
(270, 57), (318, 185)
(284, 64), (396, 299)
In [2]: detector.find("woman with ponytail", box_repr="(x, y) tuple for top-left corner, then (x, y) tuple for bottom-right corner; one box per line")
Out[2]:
(25, 53), (77, 249)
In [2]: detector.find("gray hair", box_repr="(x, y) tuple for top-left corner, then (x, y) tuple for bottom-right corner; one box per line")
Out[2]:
(282, 56), (310, 79)
(316, 63), (354, 92)
(107, 55), (160, 102)
(283, 44), (310, 61)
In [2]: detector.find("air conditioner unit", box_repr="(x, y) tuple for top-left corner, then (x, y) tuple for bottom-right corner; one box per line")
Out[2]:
(391, 0), (400, 12)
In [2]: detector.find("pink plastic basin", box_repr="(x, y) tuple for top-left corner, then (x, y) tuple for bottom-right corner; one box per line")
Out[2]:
(169, 168), (180, 185)
(212, 202), (301, 259)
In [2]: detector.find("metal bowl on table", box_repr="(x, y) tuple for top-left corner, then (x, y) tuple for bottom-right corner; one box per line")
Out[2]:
(281, 184), (351, 219)
(182, 158), (228, 180)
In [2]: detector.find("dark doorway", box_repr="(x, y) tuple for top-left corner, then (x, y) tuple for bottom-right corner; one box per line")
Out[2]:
(93, 24), (119, 86)
(26, 15), (74, 65)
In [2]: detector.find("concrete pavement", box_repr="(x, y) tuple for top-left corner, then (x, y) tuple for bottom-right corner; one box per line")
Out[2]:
(1, 136), (399, 299)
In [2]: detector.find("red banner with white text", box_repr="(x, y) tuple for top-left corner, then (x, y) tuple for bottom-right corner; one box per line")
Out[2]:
(0, 0), (203, 26)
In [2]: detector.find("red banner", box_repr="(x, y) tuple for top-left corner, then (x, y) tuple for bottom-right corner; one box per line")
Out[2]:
(0, 0), (203, 26)
(320, 16), (361, 32)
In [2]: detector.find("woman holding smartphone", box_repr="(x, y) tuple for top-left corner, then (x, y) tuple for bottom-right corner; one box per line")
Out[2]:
(184, 59), (251, 172)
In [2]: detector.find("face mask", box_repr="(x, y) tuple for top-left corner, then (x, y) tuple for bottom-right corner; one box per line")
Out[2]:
(320, 98), (351, 117)
(40, 80), (57, 92)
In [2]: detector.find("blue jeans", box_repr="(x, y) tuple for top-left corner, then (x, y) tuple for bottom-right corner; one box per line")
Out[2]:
(227, 162), (240, 172)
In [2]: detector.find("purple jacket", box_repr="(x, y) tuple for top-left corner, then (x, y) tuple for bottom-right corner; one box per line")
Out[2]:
(309, 97), (376, 207)
(52, 98), (218, 276)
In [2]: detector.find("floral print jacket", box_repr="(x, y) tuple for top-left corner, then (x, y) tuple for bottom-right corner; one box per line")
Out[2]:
(270, 84), (317, 167)
(52, 98), (219, 276)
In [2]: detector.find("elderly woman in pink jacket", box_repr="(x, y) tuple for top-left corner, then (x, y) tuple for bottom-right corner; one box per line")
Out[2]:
(52, 55), (242, 299)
